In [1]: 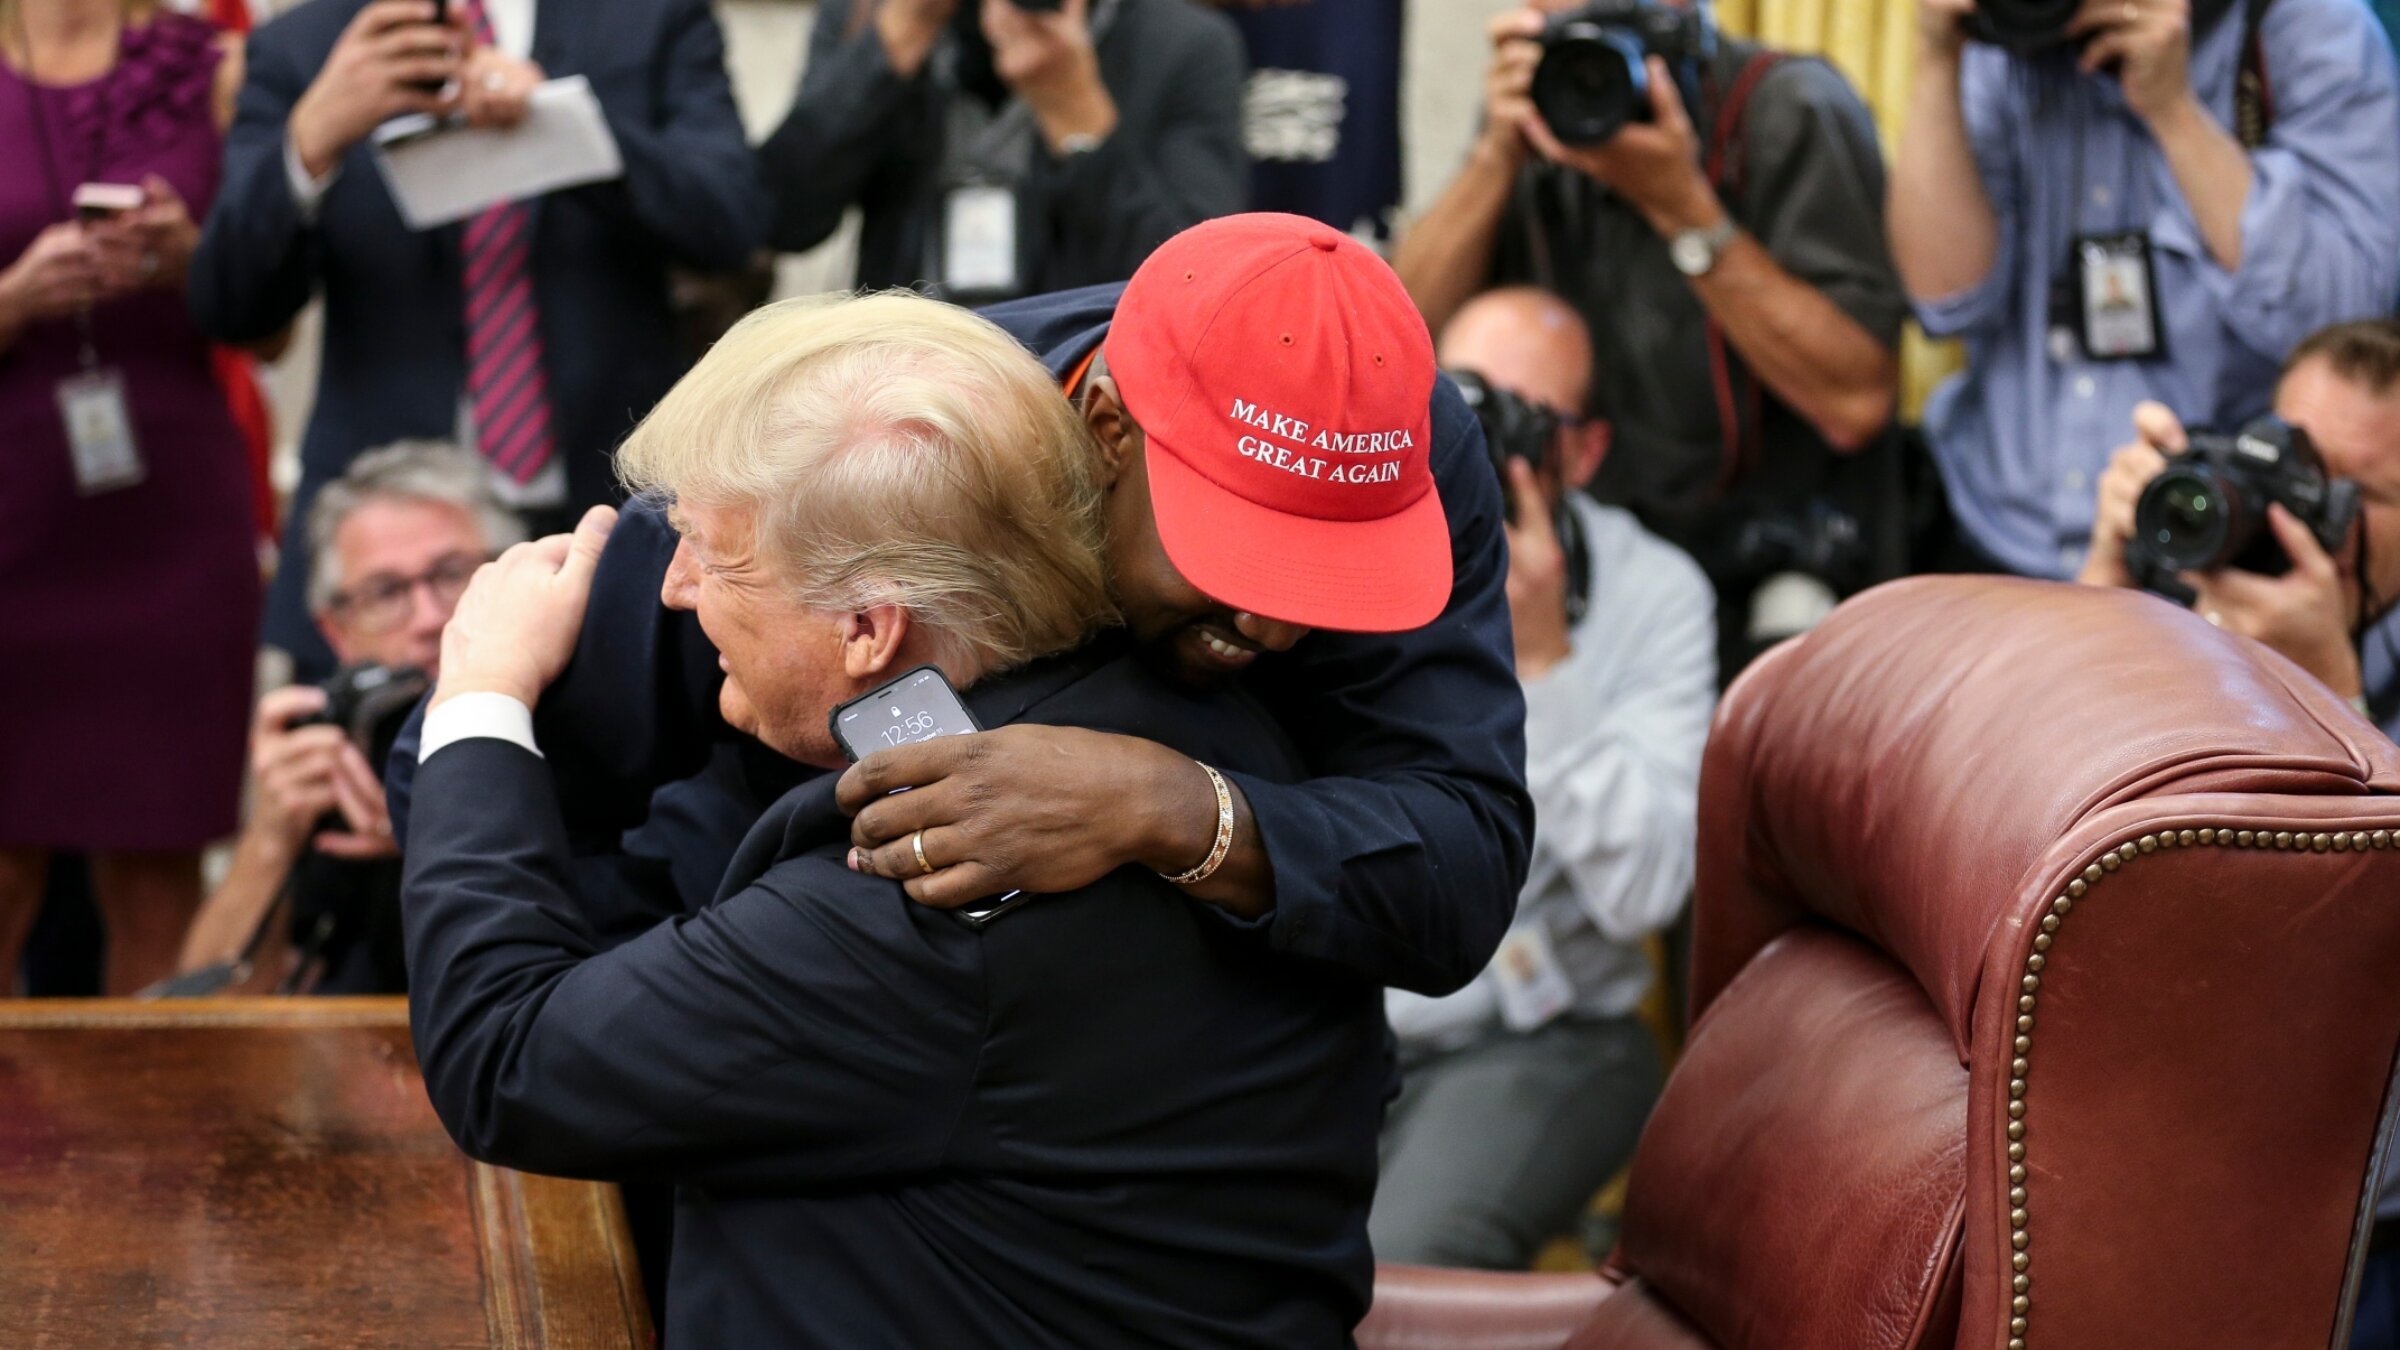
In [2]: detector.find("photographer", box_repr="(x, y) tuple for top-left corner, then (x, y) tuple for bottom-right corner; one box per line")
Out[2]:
(1894, 0), (2400, 580)
(757, 0), (1247, 300)
(1374, 287), (1714, 1269)
(177, 444), (519, 994)
(2074, 319), (2400, 1349)
(2077, 321), (2400, 714)
(1392, 0), (1903, 677)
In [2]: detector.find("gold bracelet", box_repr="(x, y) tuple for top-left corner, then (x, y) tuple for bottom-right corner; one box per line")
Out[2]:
(1161, 761), (1234, 886)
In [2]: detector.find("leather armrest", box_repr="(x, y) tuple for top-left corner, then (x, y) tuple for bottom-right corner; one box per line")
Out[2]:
(1357, 1264), (1617, 1350)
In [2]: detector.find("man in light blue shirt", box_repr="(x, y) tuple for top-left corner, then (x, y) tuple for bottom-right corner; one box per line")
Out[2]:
(1891, 0), (2400, 579)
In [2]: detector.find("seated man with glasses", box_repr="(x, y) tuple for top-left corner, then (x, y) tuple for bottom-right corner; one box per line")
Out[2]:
(175, 443), (521, 994)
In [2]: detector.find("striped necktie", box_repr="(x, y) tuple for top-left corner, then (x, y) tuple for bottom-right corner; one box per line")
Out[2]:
(458, 0), (554, 484)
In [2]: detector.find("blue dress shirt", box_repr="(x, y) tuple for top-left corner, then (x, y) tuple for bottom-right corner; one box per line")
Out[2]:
(1917, 0), (2400, 578)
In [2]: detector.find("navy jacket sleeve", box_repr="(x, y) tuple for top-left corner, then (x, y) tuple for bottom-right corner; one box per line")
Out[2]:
(1224, 373), (1531, 996)
(756, 0), (926, 253)
(385, 496), (722, 850)
(570, 0), (768, 270)
(187, 22), (320, 344)
(404, 738), (980, 1187)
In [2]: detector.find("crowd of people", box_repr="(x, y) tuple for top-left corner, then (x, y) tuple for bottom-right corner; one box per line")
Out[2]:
(12, 0), (2400, 1340)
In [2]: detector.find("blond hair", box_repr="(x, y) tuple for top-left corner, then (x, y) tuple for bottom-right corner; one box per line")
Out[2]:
(616, 291), (1114, 679)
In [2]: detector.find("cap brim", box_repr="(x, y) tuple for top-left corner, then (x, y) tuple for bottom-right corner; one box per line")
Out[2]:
(1144, 435), (1452, 634)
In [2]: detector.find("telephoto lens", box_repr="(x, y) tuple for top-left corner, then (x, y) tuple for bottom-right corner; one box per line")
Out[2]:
(2134, 461), (2254, 574)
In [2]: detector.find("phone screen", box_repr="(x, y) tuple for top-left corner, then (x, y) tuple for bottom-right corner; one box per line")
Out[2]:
(830, 665), (980, 764)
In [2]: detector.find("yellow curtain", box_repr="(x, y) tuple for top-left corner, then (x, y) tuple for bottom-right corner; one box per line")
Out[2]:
(1717, 0), (1960, 420)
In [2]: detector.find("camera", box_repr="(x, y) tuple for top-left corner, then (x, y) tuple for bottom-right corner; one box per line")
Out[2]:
(1961, 0), (2083, 51)
(2127, 416), (2361, 592)
(1451, 369), (1562, 527)
(1530, 0), (1711, 147)
(294, 663), (431, 783)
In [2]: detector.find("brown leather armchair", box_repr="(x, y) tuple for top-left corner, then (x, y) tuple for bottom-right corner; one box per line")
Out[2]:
(1362, 576), (2400, 1350)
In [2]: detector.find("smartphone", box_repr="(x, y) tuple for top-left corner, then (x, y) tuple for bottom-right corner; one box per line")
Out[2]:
(72, 183), (144, 223)
(410, 0), (451, 95)
(828, 666), (1035, 927)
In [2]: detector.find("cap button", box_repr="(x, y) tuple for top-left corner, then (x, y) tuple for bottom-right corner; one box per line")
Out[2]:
(1309, 229), (1341, 252)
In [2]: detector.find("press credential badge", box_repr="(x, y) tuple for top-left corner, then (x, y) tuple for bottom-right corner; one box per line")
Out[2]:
(57, 367), (144, 495)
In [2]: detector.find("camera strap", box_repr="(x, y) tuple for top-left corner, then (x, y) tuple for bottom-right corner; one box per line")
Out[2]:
(1697, 49), (1785, 494)
(2234, 0), (2274, 150)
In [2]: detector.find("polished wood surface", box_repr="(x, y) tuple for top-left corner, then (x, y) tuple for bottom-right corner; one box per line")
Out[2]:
(0, 998), (651, 1348)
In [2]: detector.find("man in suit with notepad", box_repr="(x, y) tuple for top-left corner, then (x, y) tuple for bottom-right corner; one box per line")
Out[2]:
(190, 0), (767, 681)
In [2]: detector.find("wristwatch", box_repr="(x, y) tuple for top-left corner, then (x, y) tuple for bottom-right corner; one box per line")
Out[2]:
(1670, 218), (1740, 279)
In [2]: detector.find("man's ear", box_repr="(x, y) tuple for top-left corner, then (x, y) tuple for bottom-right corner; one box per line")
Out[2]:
(840, 604), (912, 681)
(316, 612), (358, 668)
(1563, 420), (1610, 491)
(1084, 375), (1140, 489)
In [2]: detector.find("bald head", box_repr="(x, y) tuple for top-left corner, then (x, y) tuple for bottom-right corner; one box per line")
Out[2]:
(1437, 287), (1595, 421)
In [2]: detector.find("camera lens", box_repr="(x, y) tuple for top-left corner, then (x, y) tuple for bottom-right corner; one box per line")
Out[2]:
(1531, 26), (1648, 146)
(2134, 465), (2245, 573)
(1965, 0), (2083, 50)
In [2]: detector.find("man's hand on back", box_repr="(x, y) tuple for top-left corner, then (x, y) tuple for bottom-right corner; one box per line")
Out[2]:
(836, 725), (1234, 908)
(433, 505), (616, 712)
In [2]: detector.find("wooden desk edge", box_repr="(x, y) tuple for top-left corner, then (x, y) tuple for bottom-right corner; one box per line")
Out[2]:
(0, 996), (411, 1028)
(1, 996), (656, 1348)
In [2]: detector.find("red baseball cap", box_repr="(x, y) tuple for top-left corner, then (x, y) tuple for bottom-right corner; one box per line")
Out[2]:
(1105, 213), (1448, 633)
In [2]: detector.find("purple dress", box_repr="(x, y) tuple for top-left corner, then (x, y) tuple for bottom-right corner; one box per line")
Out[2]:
(0, 14), (258, 851)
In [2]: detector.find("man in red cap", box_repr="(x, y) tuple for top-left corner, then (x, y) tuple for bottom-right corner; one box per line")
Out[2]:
(392, 211), (1527, 1003)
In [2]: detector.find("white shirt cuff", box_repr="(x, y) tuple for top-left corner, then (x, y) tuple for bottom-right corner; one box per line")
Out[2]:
(421, 691), (543, 763)
(283, 134), (338, 221)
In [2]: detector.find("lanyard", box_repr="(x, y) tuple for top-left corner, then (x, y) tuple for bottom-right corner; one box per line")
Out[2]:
(14, 8), (121, 370)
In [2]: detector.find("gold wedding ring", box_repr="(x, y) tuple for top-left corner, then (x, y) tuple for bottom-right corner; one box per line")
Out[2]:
(912, 829), (935, 875)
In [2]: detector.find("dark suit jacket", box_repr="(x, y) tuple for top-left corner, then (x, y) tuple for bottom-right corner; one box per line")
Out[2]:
(759, 0), (1247, 294)
(404, 644), (1388, 1347)
(387, 282), (1532, 997)
(190, 0), (767, 672)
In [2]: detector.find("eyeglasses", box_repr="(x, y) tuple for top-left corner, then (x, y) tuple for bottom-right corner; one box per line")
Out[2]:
(327, 552), (484, 634)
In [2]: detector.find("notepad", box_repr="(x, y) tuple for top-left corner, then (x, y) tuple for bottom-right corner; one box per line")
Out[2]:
(371, 75), (625, 230)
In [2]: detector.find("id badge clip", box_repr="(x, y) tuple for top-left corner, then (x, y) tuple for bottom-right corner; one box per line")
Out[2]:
(940, 182), (1021, 301)
(2072, 231), (2165, 363)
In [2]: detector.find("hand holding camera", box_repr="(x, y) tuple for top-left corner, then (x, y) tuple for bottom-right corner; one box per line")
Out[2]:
(1502, 1), (1719, 234)
(982, 0), (1116, 153)
(249, 685), (398, 861)
(289, 0), (467, 179)
(2082, 402), (2367, 697)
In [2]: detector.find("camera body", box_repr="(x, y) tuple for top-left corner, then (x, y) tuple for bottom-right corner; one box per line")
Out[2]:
(1962, 0), (2083, 51)
(293, 663), (432, 784)
(1531, 0), (1711, 147)
(1452, 368), (1562, 528)
(2126, 416), (2361, 596)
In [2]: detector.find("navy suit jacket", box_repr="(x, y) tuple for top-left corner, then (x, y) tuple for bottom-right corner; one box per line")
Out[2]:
(390, 283), (1530, 995)
(405, 645), (1388, 1347)
(190, 0), (767, 671)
